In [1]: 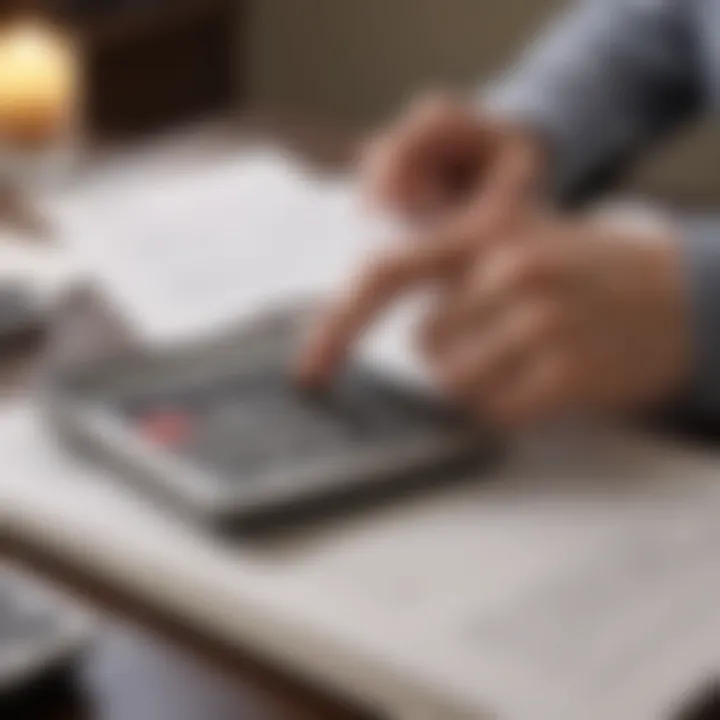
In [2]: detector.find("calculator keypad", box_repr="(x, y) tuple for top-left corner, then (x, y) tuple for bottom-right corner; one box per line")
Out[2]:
(115, 368), (454, 484)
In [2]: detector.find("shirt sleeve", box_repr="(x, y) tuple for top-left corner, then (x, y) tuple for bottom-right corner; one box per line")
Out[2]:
(483, 0), (704, 205)
(674, 216), (720, 422)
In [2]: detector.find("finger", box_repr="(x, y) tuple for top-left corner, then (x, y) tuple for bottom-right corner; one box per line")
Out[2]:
(297, 230), (473, 386)
(452, 241), (563, 330)
(417, 294), (449, 359)
(471, 132), (545, 232)
(436, 298), (564, 397)
(417, 233), (539, 360)
(489, 347), (576, 429)
(362, 135), (447, 221)
(420, 259), (507, 355)
(416, 283), (470, 360)
(365, 95), (486, 215)
(362, 133), (442, 215)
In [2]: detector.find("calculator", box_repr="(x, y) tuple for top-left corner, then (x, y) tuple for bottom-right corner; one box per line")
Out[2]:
(42, 302), (496, 531)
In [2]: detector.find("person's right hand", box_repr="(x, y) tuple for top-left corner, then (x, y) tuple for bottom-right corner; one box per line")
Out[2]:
(362, 93), (547, 227)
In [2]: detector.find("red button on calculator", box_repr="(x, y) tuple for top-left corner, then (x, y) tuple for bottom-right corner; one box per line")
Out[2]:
(137, 409), (194, 448)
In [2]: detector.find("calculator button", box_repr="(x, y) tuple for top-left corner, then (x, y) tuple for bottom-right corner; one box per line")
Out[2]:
(137, 410), (195, 448)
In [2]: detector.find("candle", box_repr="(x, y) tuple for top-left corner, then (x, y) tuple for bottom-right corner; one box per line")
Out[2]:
(0, 22), (79, 148)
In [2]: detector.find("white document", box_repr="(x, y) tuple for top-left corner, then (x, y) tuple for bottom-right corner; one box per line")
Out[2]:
(50, 151), (355, 338)
(0, 233), (81, 307)
(47, 148), (429, 384)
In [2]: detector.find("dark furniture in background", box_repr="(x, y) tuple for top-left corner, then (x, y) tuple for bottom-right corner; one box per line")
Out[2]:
(0, 0), (245, 139)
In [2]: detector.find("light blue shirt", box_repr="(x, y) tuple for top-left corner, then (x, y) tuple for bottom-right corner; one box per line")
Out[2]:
(488, 0), (720, 420)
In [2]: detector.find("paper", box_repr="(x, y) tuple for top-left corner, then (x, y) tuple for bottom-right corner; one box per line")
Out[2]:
(50, 151), (372, 336)
(0, 234), (81, 306)
(46, 148), (433, 384)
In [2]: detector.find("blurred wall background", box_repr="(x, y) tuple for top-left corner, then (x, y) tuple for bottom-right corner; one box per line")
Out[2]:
(246, 0), (564, 125)
(245, 0), (720, 206)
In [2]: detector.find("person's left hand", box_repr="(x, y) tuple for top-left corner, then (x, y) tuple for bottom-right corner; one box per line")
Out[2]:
(419, 215), (690, 427)
(298, 213), (691, 429)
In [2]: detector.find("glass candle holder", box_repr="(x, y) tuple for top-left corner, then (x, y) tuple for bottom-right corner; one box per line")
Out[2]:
(0, 19), (80, 189)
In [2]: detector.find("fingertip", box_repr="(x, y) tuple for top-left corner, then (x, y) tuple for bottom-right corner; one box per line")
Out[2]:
(293, 352), (318, 386)
(294, 357), (332, 391)
(293, 334), (334, 387)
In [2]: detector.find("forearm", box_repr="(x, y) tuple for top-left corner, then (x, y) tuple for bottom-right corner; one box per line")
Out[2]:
(483, 0), (702, 205)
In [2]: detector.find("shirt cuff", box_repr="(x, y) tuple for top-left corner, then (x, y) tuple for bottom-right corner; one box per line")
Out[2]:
(675, 216), (720, 421)
(480, 78), (633, 206)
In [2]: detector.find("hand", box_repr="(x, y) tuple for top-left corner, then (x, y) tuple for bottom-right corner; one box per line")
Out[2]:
(422, 216), (690, 426)
(298, 213), (690, 429)
(362, 93), (546, 225)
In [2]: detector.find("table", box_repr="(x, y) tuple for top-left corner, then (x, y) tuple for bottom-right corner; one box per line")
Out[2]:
(0, 116), (374, 720)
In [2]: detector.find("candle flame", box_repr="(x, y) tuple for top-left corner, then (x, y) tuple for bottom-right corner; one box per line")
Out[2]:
(0, 20), (79, 147)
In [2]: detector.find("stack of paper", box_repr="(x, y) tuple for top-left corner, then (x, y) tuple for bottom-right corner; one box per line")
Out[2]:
(49, 150), (372, 340)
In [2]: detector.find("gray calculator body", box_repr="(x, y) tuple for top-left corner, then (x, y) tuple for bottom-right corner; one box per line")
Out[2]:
(42, 304), (495, 531)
